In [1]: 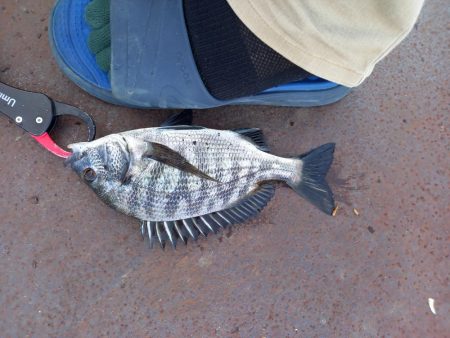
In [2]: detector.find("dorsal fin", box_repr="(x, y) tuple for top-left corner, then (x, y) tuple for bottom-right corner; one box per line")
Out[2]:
(160, 109), (193, 126)
(140, 183), (276, 248)
(158, 125), (205, 130)
(233, 128), (270, 152)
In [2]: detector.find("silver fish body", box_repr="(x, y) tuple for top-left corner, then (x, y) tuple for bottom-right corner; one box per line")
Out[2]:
(67, 112), (335, 247)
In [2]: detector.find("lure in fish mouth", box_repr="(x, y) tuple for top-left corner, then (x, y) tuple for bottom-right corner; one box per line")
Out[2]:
(66, 110), (336, 249)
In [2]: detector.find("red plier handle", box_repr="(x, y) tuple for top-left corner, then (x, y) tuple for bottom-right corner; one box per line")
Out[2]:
(0, 81), (96, 158)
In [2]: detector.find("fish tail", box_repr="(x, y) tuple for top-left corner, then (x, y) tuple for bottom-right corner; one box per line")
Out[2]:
(287, 143), (336, 215)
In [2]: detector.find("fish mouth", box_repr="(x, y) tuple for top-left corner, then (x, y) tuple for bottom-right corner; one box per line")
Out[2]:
(64, 144), (92, 176)
(64, 143), (88, 168)
(65, 152), (94, 179)
(64, 150), (82, 168)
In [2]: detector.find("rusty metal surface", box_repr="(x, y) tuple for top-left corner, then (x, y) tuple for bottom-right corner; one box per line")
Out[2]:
(0, 1), (448, 337)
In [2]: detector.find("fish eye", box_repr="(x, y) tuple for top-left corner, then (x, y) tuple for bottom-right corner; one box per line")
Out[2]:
(82, 168), (97, 182)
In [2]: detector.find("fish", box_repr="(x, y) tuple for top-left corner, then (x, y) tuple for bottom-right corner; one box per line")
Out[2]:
(66, 110), (336, 249)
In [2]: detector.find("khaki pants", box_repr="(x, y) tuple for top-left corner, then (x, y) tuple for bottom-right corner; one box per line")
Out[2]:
(227, 0), (424, 87)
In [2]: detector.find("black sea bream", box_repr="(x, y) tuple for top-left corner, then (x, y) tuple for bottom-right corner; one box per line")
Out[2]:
(66, 111), (336, 248)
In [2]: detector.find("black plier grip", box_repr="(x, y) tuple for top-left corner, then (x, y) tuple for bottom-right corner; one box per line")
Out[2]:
(0, 81), (96, 158)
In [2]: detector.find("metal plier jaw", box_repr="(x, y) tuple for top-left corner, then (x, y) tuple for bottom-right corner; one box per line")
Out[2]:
(0, 81), (96, 158)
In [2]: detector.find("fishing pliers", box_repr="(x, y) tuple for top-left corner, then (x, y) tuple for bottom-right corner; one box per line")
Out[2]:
(0, 81), (95, 158)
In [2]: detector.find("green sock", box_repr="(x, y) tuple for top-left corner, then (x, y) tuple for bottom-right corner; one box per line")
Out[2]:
(85, 0), (111, 73)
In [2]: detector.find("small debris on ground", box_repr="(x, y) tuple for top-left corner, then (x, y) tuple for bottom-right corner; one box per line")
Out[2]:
(428, 298), (437, 315)
(332, 205), (339, 217)
(353, 208), (360, 216)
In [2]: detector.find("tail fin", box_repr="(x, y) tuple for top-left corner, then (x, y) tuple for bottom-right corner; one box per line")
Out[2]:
(288, 143), (336, 215)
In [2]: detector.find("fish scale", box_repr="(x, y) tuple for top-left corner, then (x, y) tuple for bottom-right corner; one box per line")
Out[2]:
(122, 129), (288, 220)
(67, 111), (336, 248)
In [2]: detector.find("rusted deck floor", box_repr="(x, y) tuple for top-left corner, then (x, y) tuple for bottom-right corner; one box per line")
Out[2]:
(0, 1), (448, 336)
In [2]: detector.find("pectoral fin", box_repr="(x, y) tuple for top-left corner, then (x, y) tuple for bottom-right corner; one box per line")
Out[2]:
(143, 141), (219, 182)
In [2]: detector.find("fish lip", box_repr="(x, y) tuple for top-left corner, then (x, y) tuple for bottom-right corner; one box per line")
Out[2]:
(64, 150), (83, 168)
(64, 143), (87, 167)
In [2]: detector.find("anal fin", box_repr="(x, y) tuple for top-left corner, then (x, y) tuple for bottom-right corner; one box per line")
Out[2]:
(140, 183), (275, 249)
